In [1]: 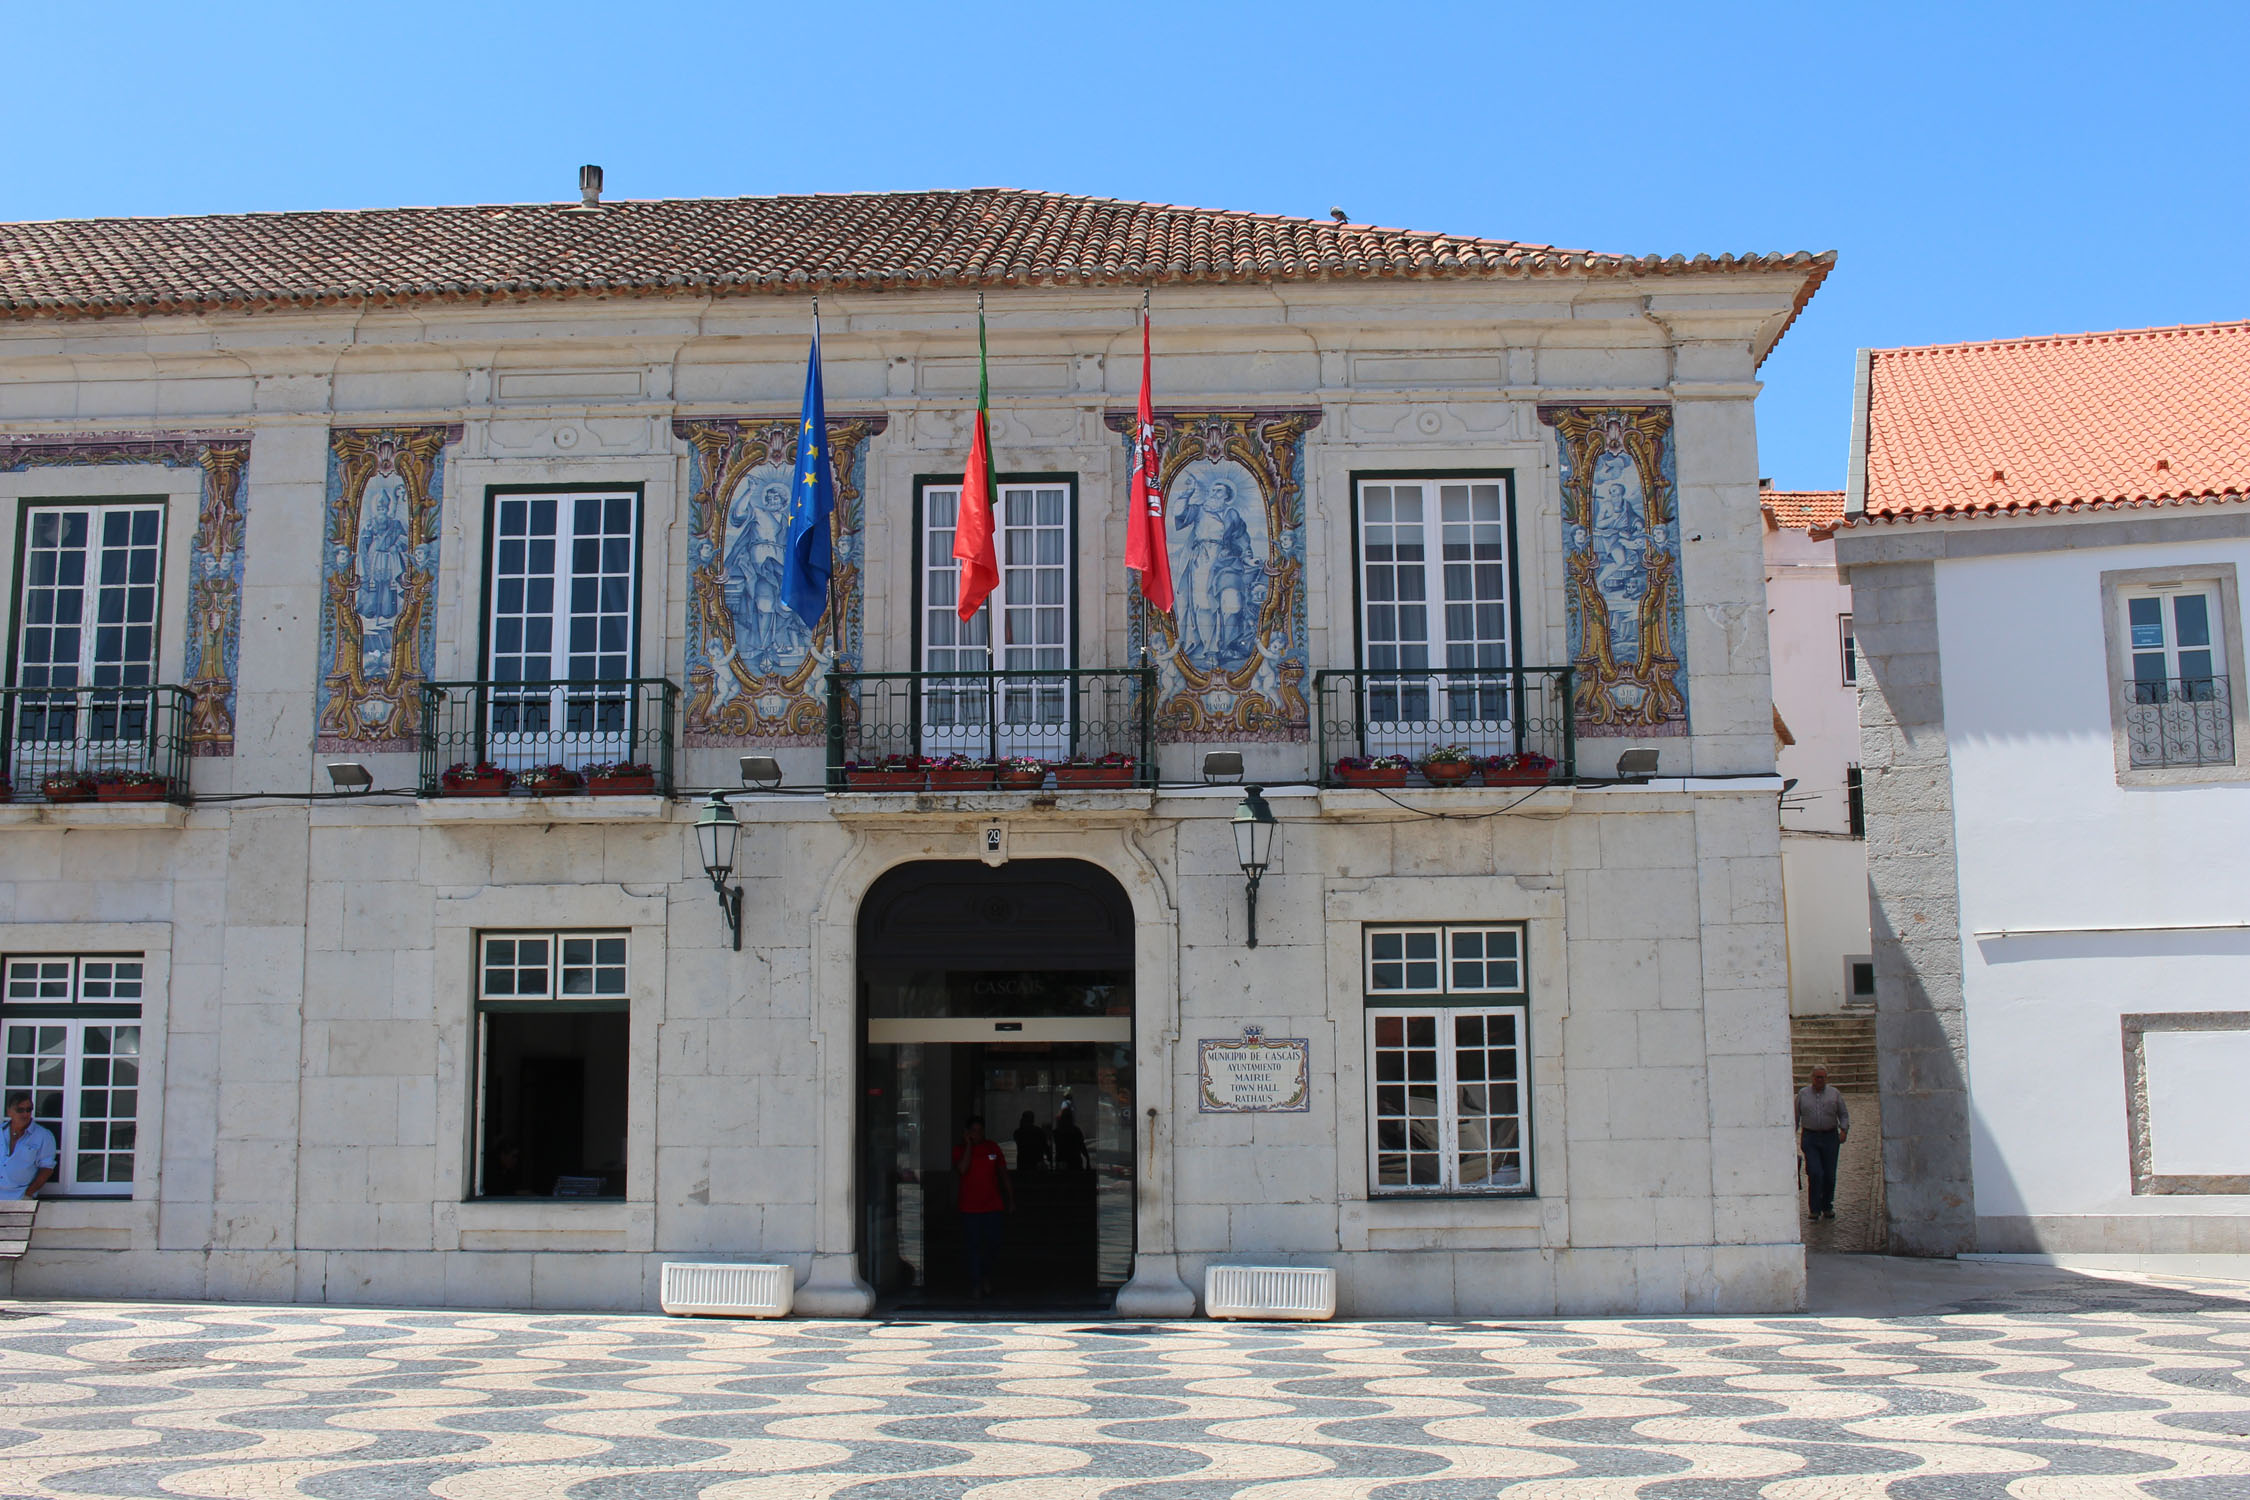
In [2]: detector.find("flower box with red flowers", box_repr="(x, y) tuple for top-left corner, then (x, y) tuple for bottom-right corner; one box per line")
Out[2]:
(41, 773), (98, 803)
(1480, 752), (1559, 787)
(1049, 753), (1136, 789)
(95, 771), (171, 802)
(926, 756), (996, 791)
(582, 762), (657, 796)
(1334, 755), (1411, 788)
(438, 761), (511, 797)
(517, 764), (584, 796)
(845, 755), (928, 791)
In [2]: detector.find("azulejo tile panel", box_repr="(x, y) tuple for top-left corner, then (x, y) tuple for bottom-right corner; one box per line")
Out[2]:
(0, 430), (251, 756)
(315, 425), (459, 752)
(1110, 407), (1319, 742)
(675, 414), (887, 745)
(1541, 405), (1689, 738)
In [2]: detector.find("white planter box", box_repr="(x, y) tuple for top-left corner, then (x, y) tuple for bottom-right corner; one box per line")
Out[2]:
(659, 1261), (794, 1318)
(1203, 1264), (1337, 1321)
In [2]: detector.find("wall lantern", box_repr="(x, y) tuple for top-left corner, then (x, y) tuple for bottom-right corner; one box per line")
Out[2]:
(693, 792), (744, 951)
(1230, 784), (1278, 949)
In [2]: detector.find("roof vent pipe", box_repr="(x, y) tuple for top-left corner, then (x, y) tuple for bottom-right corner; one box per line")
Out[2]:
(579, 164), (603, 209)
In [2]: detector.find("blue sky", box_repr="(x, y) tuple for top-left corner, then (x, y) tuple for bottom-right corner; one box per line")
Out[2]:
(8, 1), (2243, 489)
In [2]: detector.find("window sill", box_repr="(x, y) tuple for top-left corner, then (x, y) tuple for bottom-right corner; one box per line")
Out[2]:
(2116, 762), (2248, 788)
(0, 802), (187, 829)
(25, 1194), (149, 1250)
(1346, 1192), (1545, 1252)
(417, 793), (671, 824)
(452, 1196), (643, 1252)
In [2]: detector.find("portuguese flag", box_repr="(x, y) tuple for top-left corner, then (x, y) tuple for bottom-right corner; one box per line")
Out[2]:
(952, 299), (1000, 622)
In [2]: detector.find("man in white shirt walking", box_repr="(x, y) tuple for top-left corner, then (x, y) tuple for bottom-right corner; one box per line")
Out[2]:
(1794, 1066), (1851, 1222)
(2, 1093), (57, 1200)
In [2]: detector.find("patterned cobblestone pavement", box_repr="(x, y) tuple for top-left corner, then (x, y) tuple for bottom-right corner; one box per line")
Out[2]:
(1, 1269), (2246, 1498)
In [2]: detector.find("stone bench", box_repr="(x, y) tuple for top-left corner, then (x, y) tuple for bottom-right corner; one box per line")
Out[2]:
(0, 1200), (36, 1262)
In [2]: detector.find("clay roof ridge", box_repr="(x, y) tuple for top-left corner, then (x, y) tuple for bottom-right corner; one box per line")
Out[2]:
(1870, 316), (2250, 360)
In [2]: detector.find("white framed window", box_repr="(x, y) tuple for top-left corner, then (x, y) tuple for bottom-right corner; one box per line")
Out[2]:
(11, 504), (168, 763)
(1364, 923), (1530, 1195)
(473, 932), (629, 1200)
(916, 478), (1074, 758)
(2101, 566), (2244, 781)
(3, 955), (143, 1197)
(1840, 614), (1856, 685)
(1355, 476), (1515, 749)
(484, 490), (640, 767)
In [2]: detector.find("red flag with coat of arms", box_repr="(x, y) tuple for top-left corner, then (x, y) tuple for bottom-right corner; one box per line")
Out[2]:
(1123, 305), (1173, 613)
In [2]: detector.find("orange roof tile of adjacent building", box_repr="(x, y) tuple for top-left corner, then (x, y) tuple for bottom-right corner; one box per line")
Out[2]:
(1853, 319), (2250, 523)
(0, 187), (1833, 336)
(1762, 490), (1846, 532)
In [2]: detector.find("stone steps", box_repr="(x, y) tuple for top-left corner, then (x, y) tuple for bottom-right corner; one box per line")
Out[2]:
(1791, 1012), (1879, 1092)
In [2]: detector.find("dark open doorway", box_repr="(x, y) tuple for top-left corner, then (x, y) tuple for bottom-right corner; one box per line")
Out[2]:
(857, 861), (1135, 1314)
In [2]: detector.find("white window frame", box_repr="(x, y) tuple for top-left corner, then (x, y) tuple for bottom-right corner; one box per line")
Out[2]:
(472, 930), (631, 1201)
(1839, 613), (1856, 685)
(916, 477), (1075, 759)
(483, 489), (641, 769)
(3, 954), (144, 1198)
(2100, 563), (2248, 786)
(1363, 923), (1531, 1197)
(1353, 475), (1517, 754)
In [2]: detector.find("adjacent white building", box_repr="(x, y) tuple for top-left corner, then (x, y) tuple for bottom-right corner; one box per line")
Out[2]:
(1840, 319), (2250, 1258)
(1763, 488), (1871, 1016)
(0, 186), (1831, 1315)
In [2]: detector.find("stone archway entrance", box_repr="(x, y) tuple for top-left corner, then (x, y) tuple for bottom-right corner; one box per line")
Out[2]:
(856, 860), (1135, 1312)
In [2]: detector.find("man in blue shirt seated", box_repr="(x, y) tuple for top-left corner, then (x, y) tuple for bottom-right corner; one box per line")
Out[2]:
(2, 1093), (57, 1200)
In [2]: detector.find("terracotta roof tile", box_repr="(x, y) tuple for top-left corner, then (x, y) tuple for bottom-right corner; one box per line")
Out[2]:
(0, 187), (1833, 332)
(1762, 490), (1845, 531)
(1855, 319), (2250, 523)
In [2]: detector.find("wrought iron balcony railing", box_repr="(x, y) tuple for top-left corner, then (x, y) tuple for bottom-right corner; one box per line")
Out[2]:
(2124, 674), (2234, 770)
(418, 678), (678, 796)
(825, 668), (1156, 790)
(1, 684), (194, 805)
(1314, 666), (1575, 787)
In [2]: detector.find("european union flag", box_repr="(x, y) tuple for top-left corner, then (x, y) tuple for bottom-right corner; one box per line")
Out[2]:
(780, 321), (835, 632)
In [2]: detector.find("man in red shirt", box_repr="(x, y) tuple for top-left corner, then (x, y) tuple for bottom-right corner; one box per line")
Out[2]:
(952, 1115), (1013, 1298)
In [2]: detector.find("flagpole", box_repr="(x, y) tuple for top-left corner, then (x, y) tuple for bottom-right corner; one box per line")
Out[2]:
(814, 295), (841, 667)
(1138, 288), (1151, 677)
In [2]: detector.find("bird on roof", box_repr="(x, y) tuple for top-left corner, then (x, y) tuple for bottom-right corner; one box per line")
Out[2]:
(1330, 207), (1348, 223)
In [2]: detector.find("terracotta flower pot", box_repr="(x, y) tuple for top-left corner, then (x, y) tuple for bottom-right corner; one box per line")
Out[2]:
(41, 778), (97, 803)
(96, 781), (168, 802)
(846, 769), (925, 791)
(1422, 760), (1475, 786)
(520, 774), (584, 796)
(441, 774), (511, 797)
(586, 773), (656, 796)
(1337, 766), (1409, 788)
(997, 768), (1047, 790)
(1481, 767), (1554, 787)
(927, 768), (994, 791)
(1051, 765), (1133, 789)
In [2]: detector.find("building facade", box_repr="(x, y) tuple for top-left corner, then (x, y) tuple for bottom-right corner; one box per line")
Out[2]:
(1763, 489), (1871, 1016)
(1840, 319), (2250, 1258)
(0, 189), (1829, 1315)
